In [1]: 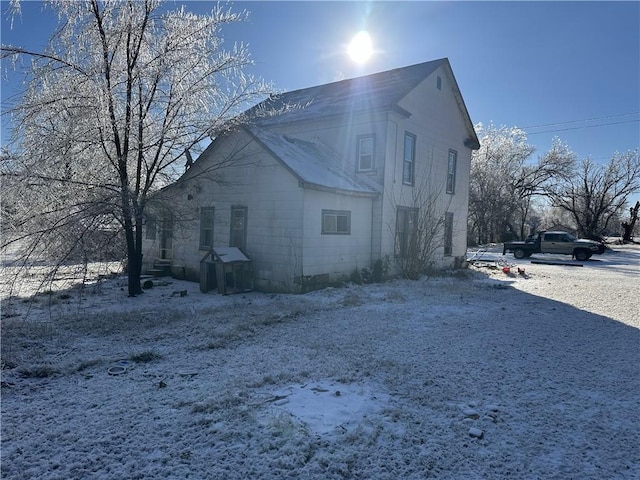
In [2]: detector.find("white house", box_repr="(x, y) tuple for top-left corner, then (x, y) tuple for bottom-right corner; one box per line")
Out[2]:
(142, 58), (479, 292)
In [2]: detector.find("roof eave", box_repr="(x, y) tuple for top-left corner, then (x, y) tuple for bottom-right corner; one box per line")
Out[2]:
(464, 138), (481, 150)
(255, 103), (408, 129)
(443, 60), (480, 150)
(299, 181), (380, 198)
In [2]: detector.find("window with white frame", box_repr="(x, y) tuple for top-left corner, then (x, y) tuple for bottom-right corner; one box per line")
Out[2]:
(230, 206), (247, 251)
(402, 132), (416, 185)
(446, 149), (457, 194)
(322, 210), (351, 235)
(395, 207), (418, 257)
(159, 213), (173, 260)
(199, 207), (215, 249)
(444, 212), (454, 256)
(356, 134), (375, 171)
(145, 215), (157, 240)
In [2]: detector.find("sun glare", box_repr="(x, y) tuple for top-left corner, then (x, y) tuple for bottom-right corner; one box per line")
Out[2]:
(348, 31), (373, 64)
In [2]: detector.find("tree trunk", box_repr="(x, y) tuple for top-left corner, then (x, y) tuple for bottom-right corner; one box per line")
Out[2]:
(622, 201), (639, 243)
(123, 213), (143, 296)
(119, 167), (143, 296)
(126, 230), (143, 297)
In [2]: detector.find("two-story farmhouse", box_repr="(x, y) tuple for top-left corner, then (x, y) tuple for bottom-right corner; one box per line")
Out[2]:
(142, 58), (479, 292)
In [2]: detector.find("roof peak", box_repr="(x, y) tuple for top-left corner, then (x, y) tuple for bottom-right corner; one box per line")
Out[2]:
(248, 58), (450, 127)
(283, 58), (449, 95)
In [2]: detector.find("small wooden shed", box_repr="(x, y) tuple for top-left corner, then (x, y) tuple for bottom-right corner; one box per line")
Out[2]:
(200, 247), (253, 295)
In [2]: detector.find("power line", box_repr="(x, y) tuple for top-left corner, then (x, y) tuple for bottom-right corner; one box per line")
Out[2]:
(521, 112), (639, 129)
(524, 119), (640, 135)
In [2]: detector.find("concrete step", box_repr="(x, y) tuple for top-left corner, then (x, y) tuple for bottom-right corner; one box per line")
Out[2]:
(146, 266), (171, 277)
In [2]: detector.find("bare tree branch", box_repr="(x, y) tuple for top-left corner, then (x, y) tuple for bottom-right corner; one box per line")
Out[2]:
(1, 0), (273, 296)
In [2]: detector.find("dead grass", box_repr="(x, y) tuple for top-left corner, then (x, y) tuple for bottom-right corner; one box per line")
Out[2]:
(17, 364), (59, 378)
(340, 293), (363, 307)
(128, 350), (162, 363)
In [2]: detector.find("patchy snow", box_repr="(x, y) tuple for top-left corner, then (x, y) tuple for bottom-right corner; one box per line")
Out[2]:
(213, 247), (251, 263)
(258, 382), (388, 437)
(1, 245), (639, 479)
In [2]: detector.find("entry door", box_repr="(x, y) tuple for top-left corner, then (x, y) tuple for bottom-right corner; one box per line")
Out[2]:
(230, 207), (247, 251)
(159, 214), (173, 260)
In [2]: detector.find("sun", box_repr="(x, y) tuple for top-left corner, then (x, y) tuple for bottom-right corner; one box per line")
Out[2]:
(348, 31), (373, 64)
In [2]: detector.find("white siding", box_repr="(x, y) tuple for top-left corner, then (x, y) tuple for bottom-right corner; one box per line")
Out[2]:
(143, 63), (476, 292)
(301, 189), (373, 279)
(270, 67), (473, 269)
(146, 131), (306, 291)
(382, 65), (473, 268)
(269, 112), (389, 186)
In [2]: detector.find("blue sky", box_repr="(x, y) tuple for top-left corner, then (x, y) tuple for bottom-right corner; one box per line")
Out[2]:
(2, 1), (639, 179)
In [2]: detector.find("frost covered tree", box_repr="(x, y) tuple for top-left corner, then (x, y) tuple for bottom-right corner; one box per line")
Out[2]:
(468, 124), (574, 244)
(1, 0), (271, 296)
(469, 124), (534, 244)
(546, 151), (640, 240)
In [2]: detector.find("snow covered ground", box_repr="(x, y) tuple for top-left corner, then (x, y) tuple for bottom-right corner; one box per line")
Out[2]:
(1, 245), (639, 479)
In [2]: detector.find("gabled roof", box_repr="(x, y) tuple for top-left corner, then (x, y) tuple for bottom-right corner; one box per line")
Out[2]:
(178, 59), (478, 194)
(247, 58), (479, 149)
(248, 59), (442, 125)
(245, 126), (380, 197)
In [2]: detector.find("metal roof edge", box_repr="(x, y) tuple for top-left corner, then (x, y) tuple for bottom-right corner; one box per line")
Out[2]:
(298, 180), (380, 198)
(440, 59), (480, 150)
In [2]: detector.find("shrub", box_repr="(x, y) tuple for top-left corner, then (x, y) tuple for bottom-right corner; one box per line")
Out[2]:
(350, 257), (390, 285)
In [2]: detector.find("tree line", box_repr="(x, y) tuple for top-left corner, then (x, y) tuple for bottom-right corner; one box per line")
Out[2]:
(468, 124), (640, 245)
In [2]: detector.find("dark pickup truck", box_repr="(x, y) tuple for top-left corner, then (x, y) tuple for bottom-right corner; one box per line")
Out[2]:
(503, 231), (606, 261)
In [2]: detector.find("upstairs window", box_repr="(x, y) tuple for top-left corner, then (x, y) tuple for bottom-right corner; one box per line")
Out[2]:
(322, 210), (351, 235)
(199, 207), (215, 249)
(357, 134), (375, 171)
(446, 149), (457, 194)
(402, 132), (416, 185)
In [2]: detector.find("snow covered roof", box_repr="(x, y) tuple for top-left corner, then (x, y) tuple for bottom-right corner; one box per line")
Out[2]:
(248, 59), (444, 125)
(245, 126), (381, 196)
(173, 59), (477, 193)
(212, 247), (250, 263)
(245, 58), (479, 149)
